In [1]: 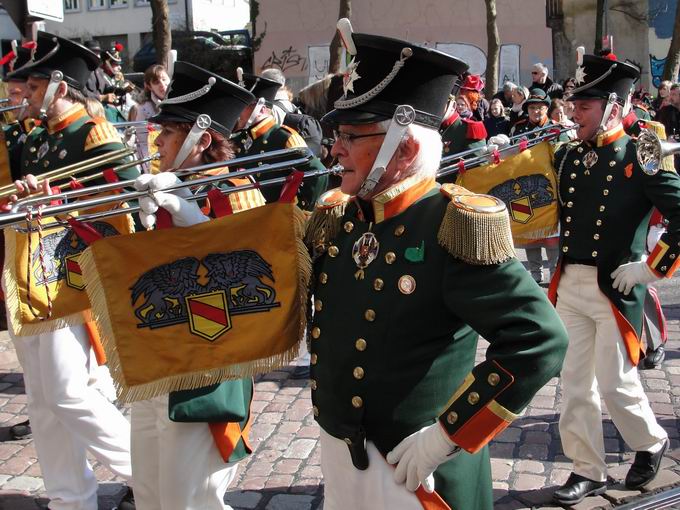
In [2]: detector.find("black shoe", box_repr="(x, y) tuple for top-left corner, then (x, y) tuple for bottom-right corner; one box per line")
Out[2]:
(625, 439), (668, 489)
(114, 486), (135, 510)
(9, 420), (31, 440)
(642, 346), (666, 370)
(553, 473), (607, 505)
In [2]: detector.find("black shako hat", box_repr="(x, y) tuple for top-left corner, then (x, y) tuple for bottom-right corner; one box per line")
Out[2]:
(239, 71), (281, 104)
(523, 88), (550, 111)
(7, 32), (99, 90)
(151, 61), (255, 137)
(322, 33), (468, 128)
(568, 54), (639, 105)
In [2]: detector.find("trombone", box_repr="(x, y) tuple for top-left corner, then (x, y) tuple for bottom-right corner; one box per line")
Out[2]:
(2, 147), (316, 228)
(0, 148), (135, 201)
(0, 101), (28, 114)
(437, 124), (577, 178)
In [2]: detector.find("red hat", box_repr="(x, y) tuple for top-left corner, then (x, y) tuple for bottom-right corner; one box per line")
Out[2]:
(460, 74), (484, 92)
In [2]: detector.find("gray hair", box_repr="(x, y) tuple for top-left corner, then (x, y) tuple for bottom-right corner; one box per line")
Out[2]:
(532, 63), (548, 75)
(261, 68), (286, 86)
(503, 81), (517, 92)
(374, 119), (442, 181)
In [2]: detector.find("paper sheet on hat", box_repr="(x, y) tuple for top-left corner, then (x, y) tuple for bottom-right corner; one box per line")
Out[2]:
(457, 141), (558, 241)
(3, 197), (135, 336)
(79, 201), (311, 403)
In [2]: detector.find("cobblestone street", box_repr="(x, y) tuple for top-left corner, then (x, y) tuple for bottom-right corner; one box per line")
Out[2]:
(1, 323), (680, 509)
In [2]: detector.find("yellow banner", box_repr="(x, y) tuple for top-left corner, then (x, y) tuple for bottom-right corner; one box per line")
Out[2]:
(3, 200), (134, 336)
(79, 202), (311, 403)
(457, 141), (559, 241)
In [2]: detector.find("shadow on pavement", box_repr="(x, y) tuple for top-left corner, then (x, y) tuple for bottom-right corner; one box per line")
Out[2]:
(0, 493), (49, 510)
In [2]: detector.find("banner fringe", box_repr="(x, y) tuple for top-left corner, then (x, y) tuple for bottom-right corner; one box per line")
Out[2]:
(3, 230), (90, 337)
(80, 204), (312, 404)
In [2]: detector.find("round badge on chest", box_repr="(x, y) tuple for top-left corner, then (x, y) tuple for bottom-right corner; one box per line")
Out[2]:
(398, 275), (416, 295)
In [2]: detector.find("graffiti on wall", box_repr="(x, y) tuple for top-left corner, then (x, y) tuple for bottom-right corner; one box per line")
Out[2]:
(262, 46), (308, 72)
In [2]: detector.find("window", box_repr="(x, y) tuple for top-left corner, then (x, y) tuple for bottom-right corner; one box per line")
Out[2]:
(135, 0), (150, 5)
(88, 0), (107, 10)
(64, 0), (80, 12)
(110, 0), (128, 7)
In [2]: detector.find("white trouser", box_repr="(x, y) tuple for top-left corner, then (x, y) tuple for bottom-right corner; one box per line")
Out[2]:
(556, 264), (667, 482)
(11, 324), (132, 510)
(131, 395), (239, 510)
(319, 427), (421, 510)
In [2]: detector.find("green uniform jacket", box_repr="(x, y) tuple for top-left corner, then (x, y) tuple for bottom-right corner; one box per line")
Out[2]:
(19, 105), (138, 182)
(307, 179), (568, 509)
(232, 115), (328, 211)
(3, 119), (35, 182)
(551, 125), (680, 364)
(439, 115), (487, 185)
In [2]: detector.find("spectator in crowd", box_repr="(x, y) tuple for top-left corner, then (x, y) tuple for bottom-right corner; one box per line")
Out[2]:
(652, 80), (672, 112)
(509, 85), (529, 127)
(562, 77), (577, 99)
(458, 74), (488, 121)
(530, 62), (563, 99)
(548, 98), (576, 139)
(129, 64), (170, 168)
(655, 83), (680, 141)
(261, 67), (297, 126)
(492, 81), (516, 108)
(484, 97), (510, 138)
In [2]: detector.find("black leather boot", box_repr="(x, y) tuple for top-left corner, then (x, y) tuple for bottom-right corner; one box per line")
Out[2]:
(553, 472), (607, 505)
(625, 438), (668, 489)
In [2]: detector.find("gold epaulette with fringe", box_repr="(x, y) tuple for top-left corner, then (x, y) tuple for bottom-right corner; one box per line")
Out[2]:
(642, 120), (676, 172)
(84, 119), (122, 152)
(438, 183), (516, 265)
(304, 187), (350, 256)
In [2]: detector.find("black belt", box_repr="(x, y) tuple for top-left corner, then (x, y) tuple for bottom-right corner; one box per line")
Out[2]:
(563, 256), (597, 267)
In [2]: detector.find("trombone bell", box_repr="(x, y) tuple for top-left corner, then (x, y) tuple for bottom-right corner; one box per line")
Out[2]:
(636, 129), (680, 176)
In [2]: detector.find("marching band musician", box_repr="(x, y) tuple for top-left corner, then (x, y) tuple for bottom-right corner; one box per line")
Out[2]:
(4, 32), (136, 510)
(233, 71), (328, 210)
(2, 40), (38, 442)
(550, 53), (680, 505)
(509, 87), (571, 142)
(131, 61), (265, 510)
(301, 26), (568, 509)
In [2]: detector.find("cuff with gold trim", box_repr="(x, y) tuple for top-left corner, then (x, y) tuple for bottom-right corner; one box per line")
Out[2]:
(647, 233), (680, 277)
(438, 361), (517, 453)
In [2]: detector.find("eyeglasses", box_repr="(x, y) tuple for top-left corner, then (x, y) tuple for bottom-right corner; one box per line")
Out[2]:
(531, 71), (539, 75)
(333, 130), (386, 148)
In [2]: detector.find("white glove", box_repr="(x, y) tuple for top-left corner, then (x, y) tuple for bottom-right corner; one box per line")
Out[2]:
(611, 261), (660, 295)
(134, 172), (209, 228)
(386, 423), (460, 493)
(487, 134), (510, 148)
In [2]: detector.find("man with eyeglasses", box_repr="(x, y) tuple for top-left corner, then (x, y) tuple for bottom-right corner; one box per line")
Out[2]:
(301, 21), (568, 510)
(530, 62), (563, 99)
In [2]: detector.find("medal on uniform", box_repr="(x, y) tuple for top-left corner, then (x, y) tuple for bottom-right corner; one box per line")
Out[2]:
(243, 135), (253, 151)
(582, 150), (598, 171)
(352, 226), (379, 280)
(398, 275), (416, 295)
(58, 149), (68, 159)
(37, 141), (49, 160)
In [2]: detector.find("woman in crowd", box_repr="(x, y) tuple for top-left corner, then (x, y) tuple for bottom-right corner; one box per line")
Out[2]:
(484, 97), (510, 138)
(509, 85), (529, 127)
(652, 80), (672, 112)
(548, 98), (577, 139)
(129, 64), (170, 169)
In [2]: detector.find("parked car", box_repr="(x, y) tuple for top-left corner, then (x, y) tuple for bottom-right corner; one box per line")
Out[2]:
(132, 30), (253, 76)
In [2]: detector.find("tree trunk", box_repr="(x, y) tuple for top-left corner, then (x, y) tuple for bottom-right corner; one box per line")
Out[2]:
(328, 0), (352, 74)
(484, 0), (500, 95)
(663, 2), (680, 82)
(150, 0), (172, 69)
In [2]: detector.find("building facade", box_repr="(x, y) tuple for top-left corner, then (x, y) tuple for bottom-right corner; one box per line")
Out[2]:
(40, 0), (249, 69)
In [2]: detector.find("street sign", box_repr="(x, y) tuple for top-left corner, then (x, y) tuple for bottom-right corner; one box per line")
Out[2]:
(27, 0), (64, 22)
